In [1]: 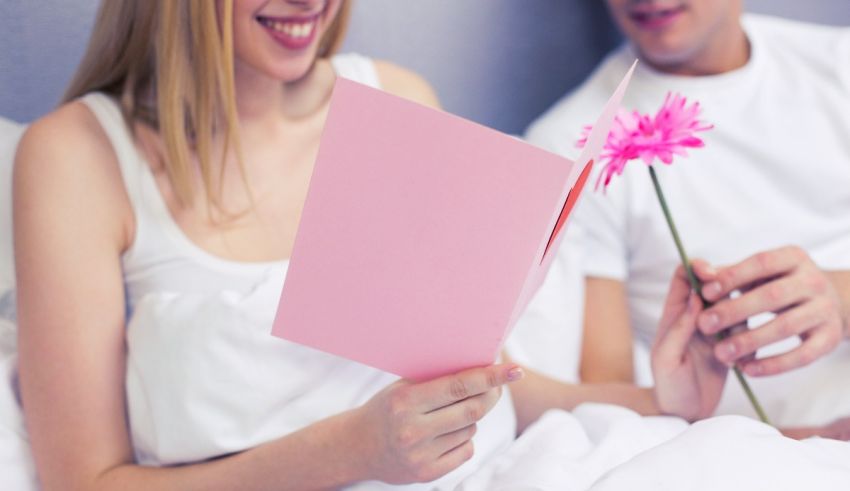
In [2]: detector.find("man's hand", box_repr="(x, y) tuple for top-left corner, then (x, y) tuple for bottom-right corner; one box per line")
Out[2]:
(781, 417), (850, 441)
(652, 261), (729, 421)
(696, 246), (844, 377)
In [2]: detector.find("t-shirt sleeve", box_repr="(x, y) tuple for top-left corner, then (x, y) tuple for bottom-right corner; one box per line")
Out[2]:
(524, 115), (580, 160)
(570, 172), (630, 281)
(525, 108), (630, 282)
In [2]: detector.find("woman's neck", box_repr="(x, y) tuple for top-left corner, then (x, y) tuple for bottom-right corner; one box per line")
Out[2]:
(233, 59), (335, 125)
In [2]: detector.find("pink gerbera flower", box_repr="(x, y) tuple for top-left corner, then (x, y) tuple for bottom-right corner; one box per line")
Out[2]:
(578, 92), (713, 190)
(575, 92), (772, 425)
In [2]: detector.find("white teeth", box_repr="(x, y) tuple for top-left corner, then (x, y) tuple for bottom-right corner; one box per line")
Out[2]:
(266, 20), (314, 38)
(295, 23), (312, 37)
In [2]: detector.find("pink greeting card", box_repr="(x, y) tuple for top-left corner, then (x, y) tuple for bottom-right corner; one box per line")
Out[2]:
(272, 64), (635, 381)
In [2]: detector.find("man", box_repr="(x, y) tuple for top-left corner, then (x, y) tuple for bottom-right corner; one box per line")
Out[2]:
(526, 0), (850, 427)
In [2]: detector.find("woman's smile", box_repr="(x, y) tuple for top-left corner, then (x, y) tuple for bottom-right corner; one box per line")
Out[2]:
(257, 12), (321, 50)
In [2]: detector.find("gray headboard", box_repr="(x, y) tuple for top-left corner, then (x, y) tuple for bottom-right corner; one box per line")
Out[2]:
(1, 0), (848, 133)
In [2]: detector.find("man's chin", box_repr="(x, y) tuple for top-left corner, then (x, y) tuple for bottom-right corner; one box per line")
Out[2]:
(637, 45), (700, 73)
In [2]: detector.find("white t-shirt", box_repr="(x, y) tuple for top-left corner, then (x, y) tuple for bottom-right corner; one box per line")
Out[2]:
(526, 14), (850, 425)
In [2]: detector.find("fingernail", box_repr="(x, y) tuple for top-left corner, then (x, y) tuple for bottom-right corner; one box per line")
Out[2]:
(703, 282), (722, 299)
(704, 265), (718, 276)
(507, 367), (524, 382)
(745, 363), (763, 376)
(716, 343), (736, 365)
(700, 312), (720, 332)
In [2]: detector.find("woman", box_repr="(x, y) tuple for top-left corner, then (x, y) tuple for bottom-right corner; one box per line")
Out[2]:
(13, 1), (720, 489)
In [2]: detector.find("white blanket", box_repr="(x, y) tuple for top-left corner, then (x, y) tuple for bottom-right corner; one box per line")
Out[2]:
(0, 318), (37, 491)
(2, 348), (850, 490)
(460, 404), (850, 490)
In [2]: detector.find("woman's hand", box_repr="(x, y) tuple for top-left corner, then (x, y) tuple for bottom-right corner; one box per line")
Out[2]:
(353, 363), (523, 484)
(652, 262), (729, 421)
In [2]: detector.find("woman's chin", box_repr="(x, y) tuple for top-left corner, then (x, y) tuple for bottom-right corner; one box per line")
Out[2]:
(270, 58), (320, 83)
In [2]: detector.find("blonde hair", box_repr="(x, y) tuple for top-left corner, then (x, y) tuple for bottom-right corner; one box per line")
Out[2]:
(64, 0), (351, 213)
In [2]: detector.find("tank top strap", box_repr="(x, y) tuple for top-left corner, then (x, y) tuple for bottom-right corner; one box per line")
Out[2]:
(79, 93), (150, 210)
(79, 92), (171, 274)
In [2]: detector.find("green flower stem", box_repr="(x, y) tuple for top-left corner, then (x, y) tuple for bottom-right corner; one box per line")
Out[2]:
(648, 166), (772, 426)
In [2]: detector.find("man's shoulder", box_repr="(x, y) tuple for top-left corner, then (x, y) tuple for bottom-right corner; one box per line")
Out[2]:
(525, 46), (633, 155)
(745, 12), (847, 40)
(745, 13), (850, 61)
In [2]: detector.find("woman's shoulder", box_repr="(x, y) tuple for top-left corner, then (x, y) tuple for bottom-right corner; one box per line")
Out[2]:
(15, 97), (132, 246)
(18, 98), (117, 171)
(372, 60), (441, 109)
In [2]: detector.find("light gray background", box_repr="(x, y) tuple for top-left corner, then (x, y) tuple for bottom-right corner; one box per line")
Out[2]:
(1, 0), (848, 133)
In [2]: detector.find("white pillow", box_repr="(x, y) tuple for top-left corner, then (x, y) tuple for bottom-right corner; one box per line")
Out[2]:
(0, 117), (25, 293)
(0, 120), (32, 489)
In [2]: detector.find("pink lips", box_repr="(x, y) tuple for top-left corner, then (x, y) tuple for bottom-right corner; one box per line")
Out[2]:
(257, 13), (321, 51)
(628, 4), (686, 30)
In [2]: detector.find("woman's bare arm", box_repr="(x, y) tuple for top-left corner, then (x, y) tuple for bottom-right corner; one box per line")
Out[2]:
(507, 360), (657, 434)
(14, 104), (370, 491)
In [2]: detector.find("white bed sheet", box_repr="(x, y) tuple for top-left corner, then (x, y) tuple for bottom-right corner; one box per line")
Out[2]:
(460, 405), (850, 491)
(3, 317), (850, 490)
(0, 318), (36, 491)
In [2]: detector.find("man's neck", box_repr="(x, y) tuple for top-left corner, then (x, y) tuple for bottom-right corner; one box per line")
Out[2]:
(647, 21), (750, 76)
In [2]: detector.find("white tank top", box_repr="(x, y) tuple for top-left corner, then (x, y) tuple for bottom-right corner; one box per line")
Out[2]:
(80, 53), (515, 490)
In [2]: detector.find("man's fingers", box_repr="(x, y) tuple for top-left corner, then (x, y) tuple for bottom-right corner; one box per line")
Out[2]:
(739, 326), (839, 376)
(713, 304), (824, 364)
(700, 246), (808, 302)
(659, 265), (700, 333)
(655, 292), (702, 363)
(826, 418), (850, 441)
(691, 259), (718, 284)
(698, 275), (807, 335)
(670, 264), (696, 302)
(410, 364), (522, 413)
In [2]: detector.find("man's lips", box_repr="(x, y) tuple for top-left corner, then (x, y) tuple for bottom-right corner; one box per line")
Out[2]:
(628, 4), (687, 29)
